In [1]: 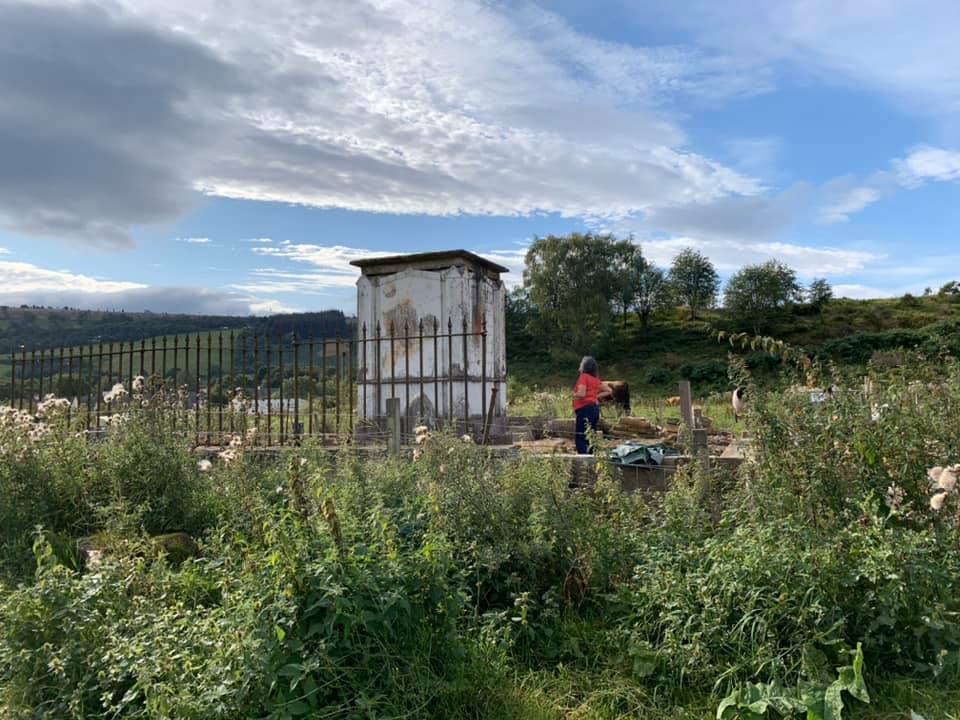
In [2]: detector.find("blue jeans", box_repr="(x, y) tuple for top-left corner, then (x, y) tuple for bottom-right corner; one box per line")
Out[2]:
(575, 404), (600, 454)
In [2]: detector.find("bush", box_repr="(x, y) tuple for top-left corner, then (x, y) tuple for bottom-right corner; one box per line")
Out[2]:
(679, 361), (727, 384)
(645, 366), (672, 385)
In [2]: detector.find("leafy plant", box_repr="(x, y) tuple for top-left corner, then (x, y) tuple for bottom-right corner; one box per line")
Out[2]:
(716, 644), (869, 720)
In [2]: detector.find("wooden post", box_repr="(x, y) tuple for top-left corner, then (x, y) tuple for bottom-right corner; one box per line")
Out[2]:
(678, 380), (694, 428)
(386, 398), (401, 456)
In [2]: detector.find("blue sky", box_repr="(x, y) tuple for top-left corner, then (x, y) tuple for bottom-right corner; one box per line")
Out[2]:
(1, 0), (959, 315)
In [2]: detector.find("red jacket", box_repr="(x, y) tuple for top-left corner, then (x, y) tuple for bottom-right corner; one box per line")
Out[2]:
(573, 372), (602, 410)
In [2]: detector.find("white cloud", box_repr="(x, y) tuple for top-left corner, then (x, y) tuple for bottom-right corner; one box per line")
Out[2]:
(640, 237), (881, 276)
(0, 259), (292, 315)
(93, 0), (761, 225)
(0, 247), (9, 254)
(894, 146), (960, 185)
(818, 186), (881, 223)
(0, 260), (147, 294)
(245, 238), (273, 244)
(240, 242), (529, 293)
(176, 237), (211, 244)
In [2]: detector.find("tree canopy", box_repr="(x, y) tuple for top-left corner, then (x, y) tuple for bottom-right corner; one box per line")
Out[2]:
(522, 233), (624, 355)
(724, 260), (803, 331)
(668, 248), (719, 320)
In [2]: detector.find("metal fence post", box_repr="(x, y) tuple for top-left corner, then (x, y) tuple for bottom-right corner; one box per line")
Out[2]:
(386, 397), (401, 456)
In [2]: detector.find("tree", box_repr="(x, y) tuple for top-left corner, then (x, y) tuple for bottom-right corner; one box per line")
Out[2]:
(523, 233), (620, 355)
(668, 248), (719, 320)
(724, 260), (803, 332)
(611, 240), (644, 328)
(634, 263), (668, 329)
(808, 278), (833, 311)
(938, 281), (960, 296)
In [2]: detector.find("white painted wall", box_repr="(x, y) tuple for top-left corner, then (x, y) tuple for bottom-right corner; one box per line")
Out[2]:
(356, 264), (506, 423)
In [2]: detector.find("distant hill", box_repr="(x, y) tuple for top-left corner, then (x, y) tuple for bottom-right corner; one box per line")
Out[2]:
(0, 306), (353, 355)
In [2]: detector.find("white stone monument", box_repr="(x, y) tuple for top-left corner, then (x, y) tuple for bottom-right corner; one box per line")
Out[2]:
(351, 250), (508, 434)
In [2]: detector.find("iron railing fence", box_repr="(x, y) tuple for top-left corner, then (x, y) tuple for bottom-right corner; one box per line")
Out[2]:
(0, 317), (501, 446)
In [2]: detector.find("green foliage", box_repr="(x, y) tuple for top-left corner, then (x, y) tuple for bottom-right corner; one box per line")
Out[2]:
(5, 365), (960, 718)
(668, 247), (720, 320)
(635, 262), (669, 329)
(522, 232), (632, 356)
(717, 644), (868, 720)
(679, 360), (728, 385)
(808, 278), (834, 311)
(724, 261), (803, 332)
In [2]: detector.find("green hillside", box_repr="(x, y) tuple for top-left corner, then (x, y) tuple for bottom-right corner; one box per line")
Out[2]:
(508, 293), (960, 391)
(0, 306), (352, 355)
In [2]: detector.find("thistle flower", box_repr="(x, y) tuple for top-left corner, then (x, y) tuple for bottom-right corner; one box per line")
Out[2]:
(885, 483), (905, 512)
(931, 492), (947, 511)
(938, 468), (958, 492)
(36, 395), (70, 418)
(103, 382), (128, 404)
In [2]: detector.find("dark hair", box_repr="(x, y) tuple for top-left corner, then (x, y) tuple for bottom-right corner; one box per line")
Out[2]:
(579, 356), (598, 377)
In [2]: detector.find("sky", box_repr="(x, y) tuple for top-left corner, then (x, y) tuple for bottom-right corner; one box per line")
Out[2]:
(1, 0), (959, 315)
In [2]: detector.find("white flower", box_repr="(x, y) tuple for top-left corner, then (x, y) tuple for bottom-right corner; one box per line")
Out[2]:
(103, 382), (128, 404)
(245, 427), (258, 441)
(229, 434), (243, 448)
(928, 466), (945, 485)
(132, 376), (145, 392)
(931, 492), (947, 511)
(461, 434), (473, 443)
(298, 457), (308, 467)
(36, 395), (70, 418)
(938, 468), (957, 492)
(197, 459), (212, 472)
(218, 448), (239, 464)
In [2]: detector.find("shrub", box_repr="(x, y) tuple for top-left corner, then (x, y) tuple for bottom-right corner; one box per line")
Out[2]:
(679, 361), (727, 384)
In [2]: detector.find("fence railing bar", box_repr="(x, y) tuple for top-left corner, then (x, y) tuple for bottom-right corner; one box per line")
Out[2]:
(447, 317), (453, 424)
(433, 320), (439, 423)
(481, 314), (487, 427)
(278, 334), (285, 445)
(375, 322), (382, 421)
(293, 332), (300, 441)
(265, 334), (272, 446)
(347, 338), (354, 436)
(462, 316), (468, 432)
(96, 343), (103, 430)
(8, 349), (15, 409)
(308, 333), (315, 436)
(253, 335), (260, 446)
(195, 334), (201, 446)
(218, 331), (224, 445)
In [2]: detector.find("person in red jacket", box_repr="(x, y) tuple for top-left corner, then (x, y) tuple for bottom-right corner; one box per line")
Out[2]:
(572, 356), (612, 454)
